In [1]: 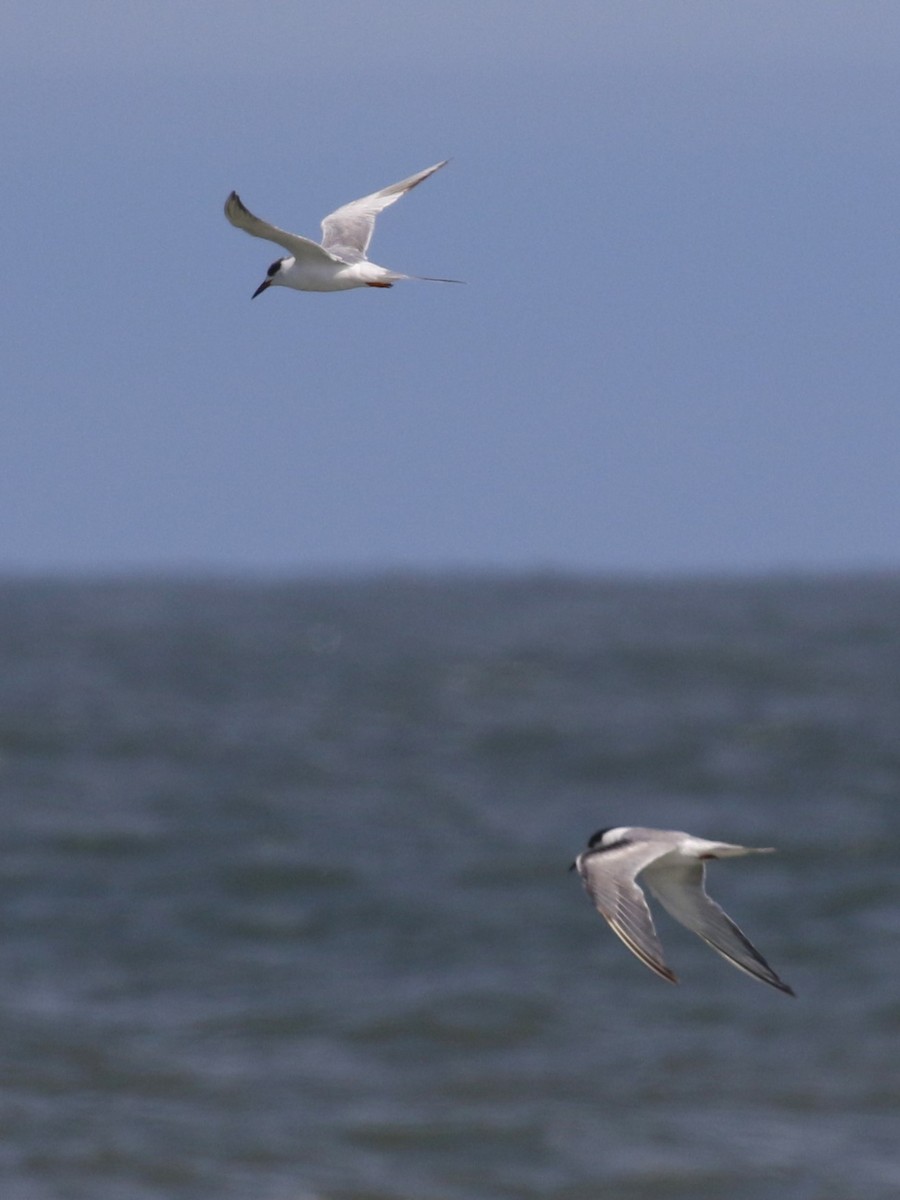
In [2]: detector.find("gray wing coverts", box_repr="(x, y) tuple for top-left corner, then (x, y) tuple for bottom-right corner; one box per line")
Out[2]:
(320, 160), (449, 261)
(224, 191), (341, 264)
(577, 843), (678, 984)
(644, 862), (795, 995)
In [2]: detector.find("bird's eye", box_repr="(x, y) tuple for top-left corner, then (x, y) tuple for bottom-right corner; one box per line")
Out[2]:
(267, 260), (282, 278)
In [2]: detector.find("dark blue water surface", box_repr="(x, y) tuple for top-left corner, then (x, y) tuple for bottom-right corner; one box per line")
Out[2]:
(1, 575), (898, 1200)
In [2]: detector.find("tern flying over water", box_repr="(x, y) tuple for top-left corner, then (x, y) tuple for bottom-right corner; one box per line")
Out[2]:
(224, 160), (461, 296)
(571, 827), (795, 995)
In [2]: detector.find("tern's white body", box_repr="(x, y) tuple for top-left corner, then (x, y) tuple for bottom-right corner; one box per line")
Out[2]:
(572, 826), (794, 995)
(224, 160), (460, 296)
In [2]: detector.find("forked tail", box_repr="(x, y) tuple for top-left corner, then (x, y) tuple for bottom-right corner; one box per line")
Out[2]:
(702, 843), (776, 859)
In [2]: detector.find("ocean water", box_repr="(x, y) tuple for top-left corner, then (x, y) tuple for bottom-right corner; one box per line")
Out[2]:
(0, 574), (898, 1200)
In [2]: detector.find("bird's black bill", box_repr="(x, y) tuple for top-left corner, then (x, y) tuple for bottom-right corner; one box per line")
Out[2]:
(251, 279), (272, 299)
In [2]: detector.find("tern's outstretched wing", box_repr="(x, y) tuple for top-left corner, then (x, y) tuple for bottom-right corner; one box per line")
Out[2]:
(576, 841), (679, 984)
(225, 192), (344, 265)
(320, 160), (449, 262)
(644, 861), (795, 995)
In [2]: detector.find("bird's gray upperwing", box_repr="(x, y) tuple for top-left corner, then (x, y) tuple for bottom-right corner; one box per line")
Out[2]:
(224, 192), (345, 265)
(577, 840), (678, 984)
(644, 861), (795, 995)
(320, 160), (449, 261)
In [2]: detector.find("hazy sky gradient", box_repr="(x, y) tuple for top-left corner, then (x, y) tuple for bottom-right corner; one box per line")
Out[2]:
(5, 2), (899, 574)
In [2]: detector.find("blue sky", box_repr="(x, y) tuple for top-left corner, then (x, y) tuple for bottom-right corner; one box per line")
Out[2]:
(5, 2), (900, 574)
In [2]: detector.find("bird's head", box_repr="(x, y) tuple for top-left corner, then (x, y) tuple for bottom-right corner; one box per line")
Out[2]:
(570, 827), (629, 871)
(252, 257), (288, 298)
(586, 828), (614, 850)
